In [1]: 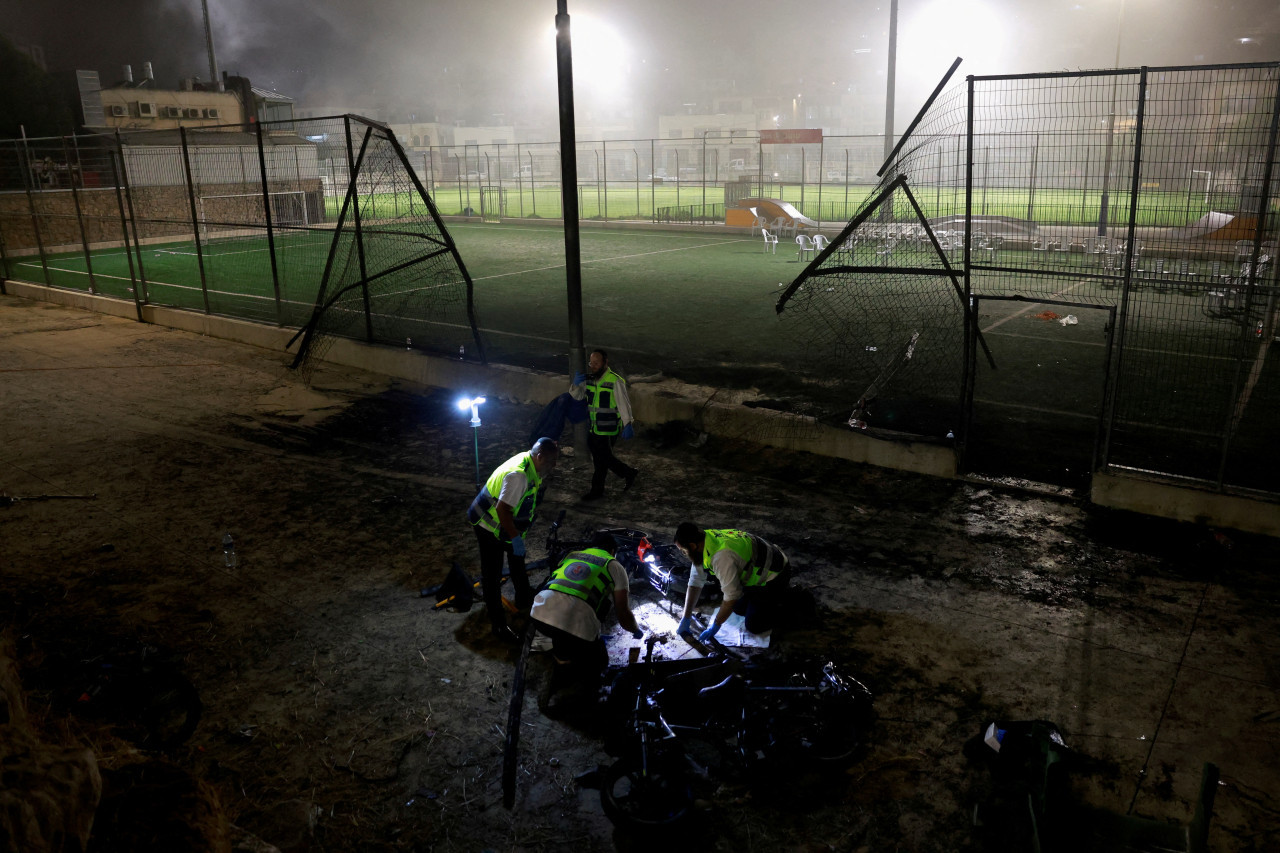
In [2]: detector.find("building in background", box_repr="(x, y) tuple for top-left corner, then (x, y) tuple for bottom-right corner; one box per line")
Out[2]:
(73, 63), (294, 133)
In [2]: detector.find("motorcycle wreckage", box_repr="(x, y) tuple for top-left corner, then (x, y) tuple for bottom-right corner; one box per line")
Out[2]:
(509, 512), (875, 832)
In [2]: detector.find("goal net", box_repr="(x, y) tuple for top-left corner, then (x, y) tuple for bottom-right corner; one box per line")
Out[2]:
(197, 191), (310, 242)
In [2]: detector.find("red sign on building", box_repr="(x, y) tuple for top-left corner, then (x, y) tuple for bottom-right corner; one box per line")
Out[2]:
(759, 129), (823, 145)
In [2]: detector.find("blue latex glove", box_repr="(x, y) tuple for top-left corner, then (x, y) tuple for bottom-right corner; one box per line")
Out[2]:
(676, 616), (693, 636)
(698, 621), (721, 644)
(630, 628), (644, 640)
(622, 424), (635, 440)
(510, 535), (526, 557)
(572, 372), (587, 385)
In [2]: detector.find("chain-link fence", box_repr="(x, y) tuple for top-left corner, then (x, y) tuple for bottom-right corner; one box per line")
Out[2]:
(4, 65), (1277, 498)
(778, 62), (1279, 495)
(0, 115), (481, 362)
(409, 135), (888, 223)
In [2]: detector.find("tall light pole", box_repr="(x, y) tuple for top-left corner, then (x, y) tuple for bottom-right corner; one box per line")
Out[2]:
(555, 0), (586, 382)
(883, 0), (899, 164)
(1097, 0), (1126, 236)
(200, 0), (223, 91)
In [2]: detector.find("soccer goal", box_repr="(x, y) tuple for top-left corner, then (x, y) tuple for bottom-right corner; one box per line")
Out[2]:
(197, 190), (310, 242)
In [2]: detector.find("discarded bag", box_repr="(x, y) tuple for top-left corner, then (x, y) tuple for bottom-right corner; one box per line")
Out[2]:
(1059, 314), (1078, 326)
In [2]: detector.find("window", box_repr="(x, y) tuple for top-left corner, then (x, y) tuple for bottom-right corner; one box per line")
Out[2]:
(262, 101), (294, 123)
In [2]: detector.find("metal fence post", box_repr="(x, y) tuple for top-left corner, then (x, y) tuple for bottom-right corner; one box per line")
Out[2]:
(1217, 68), (1280, 488)
(1099, 67), (1149, 472)
(342, 117), (374, 341)
(0, 195), (11, 291)
(61, 136), (97, 295)
(961, 75), (977, 458)
(106, 143), (142, 321)
(1027, 133), (1039, 222)
(179, 127), (211, 313)
(115, 131), (149, 303)
(255, 121), (284, 325)
(20, 141), (52, 286)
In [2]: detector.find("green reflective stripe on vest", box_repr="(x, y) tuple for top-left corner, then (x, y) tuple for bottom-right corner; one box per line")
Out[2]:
(548, 548), (615, 617)
(585, 369), (623, 435)
(704, 528), (772, 587)
(467, 451), (543, 536)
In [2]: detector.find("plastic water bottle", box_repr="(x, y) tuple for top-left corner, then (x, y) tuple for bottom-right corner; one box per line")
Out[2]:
(458, 345), (465, 359)
(222, 533), (237, 568)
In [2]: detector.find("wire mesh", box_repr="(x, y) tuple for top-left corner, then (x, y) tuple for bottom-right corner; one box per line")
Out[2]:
(288, 118), (480, 373)
(778, 63), (1279, 494)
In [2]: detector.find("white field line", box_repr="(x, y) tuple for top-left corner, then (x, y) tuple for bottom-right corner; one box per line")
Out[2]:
(468, 237), (748, 283)
(979, 280), (1087, 333)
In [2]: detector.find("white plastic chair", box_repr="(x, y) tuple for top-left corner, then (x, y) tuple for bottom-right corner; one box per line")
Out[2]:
(875, 237), (898, 264)
(796, 234), (815, 262)
(811, 234), (830, 253)
(761, 229), (778, 254)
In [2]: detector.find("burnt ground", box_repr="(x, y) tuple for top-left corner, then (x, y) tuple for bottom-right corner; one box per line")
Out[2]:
(1, 293), (1278, 852)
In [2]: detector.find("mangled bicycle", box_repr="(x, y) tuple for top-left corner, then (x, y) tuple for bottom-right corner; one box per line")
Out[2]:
(587, 636), (875, 832)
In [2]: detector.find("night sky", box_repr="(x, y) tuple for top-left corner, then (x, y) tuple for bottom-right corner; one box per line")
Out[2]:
(4, 0), (1277, 131)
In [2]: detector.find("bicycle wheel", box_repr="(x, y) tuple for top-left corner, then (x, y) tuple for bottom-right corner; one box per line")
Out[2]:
(742, 672), (874, 773)
(599, 755), (693, 832)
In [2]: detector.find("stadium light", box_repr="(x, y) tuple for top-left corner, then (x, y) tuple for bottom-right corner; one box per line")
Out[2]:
(457, 396), (486, 489)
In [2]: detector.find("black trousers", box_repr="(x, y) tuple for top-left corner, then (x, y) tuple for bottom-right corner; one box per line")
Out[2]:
(531, 619), (608, 678)
(587, 431), (636, 495)
(473, 526), (533, 629)
(732, 564), (792, 635)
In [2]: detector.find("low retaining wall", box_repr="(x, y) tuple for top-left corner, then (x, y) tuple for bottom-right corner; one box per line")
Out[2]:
(4, 278), (1277, 538)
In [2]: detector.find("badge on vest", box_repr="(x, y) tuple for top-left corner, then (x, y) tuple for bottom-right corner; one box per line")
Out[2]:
(565, 564), (592, 580)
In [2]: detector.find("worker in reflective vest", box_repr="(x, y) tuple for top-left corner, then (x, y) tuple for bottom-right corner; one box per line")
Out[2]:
(673, 522), (791, 642)
(571, 349), (638, 501)
(530, 531), (643, 678)
(467, 437), (559, 643)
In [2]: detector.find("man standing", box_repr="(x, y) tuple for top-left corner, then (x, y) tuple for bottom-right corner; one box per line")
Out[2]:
(530, 531), (643, 686)
(467, 437), (560, 642)
(673, 522), (791, 642)
(572, 349), (638, 501)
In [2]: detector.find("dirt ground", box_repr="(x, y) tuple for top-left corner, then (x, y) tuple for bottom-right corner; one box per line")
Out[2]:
(1, 293), (1278, 853)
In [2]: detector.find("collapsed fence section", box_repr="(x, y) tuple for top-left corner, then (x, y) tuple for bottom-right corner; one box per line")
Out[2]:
(0, 115), (482, 364)
(778, 62), (1279, 496)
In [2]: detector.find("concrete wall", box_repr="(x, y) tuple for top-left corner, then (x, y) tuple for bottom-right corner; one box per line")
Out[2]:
(3, 278), (1277, 538)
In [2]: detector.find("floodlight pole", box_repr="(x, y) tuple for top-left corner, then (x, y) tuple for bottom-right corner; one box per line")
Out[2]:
(201, 0), (223, 91)
(555, 0), (587, 382)
(883, 0), (898, 165)
(1097, 0), (1126, 236)
(879, 0), (897, 225)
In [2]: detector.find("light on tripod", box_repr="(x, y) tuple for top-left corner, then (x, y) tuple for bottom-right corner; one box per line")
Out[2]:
(456, 396), (487, 489)
(456, 395), (486, 427)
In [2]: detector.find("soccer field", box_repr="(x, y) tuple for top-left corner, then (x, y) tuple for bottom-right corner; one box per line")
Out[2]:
(10, 215), (1276, 490)
(18, 221), (816, 382)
